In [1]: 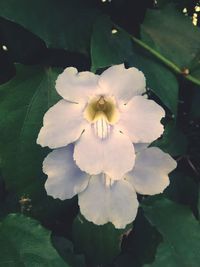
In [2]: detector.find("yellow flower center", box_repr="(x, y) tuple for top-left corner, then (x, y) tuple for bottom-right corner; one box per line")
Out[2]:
(84, 96), (119, 139)
(84, 96), (119, 124)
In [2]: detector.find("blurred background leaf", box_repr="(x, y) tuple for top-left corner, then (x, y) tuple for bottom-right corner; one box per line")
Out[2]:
(0, 0), (100, 54)
(91, 15), (133, 72)
(0, 65), (78, 235)
(52, 236), (86, 267)
(152, 121), (188, 156)
(141, 3), (200, 84)
(72, 214), (132, 266)
(0, 0), (200, 266)
(143, 197), (200, 267)
(0, 213), (70, 266)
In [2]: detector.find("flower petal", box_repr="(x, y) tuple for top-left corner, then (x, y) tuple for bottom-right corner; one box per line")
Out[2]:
(43, 145), (90, 200)
(118, 96), (165, 143)
(126, 147), (177, 195)
(78, 174), (139, 228)
(98, 64), (146, 103)
(73, 127), (135, 180)
(56, 67), (99, 103)
(134, 143), (149, 153)
(37, 100), (87, 149)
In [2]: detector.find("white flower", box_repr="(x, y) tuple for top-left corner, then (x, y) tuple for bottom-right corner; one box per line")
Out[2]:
(43, 145), (177, 229)
(38, 64), (176, 228)
(37, 64), (165, 179)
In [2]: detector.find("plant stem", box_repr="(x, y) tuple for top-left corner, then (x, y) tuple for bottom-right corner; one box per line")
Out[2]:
(131, 36), (200, 86)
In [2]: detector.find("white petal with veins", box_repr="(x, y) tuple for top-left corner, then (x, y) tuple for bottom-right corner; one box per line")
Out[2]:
(56, 67), (99, 103)
(126, 147), (177, 195)
(74, 126), (135, 180)
(93, 116), (111, 139)
(98, 64), (146, 103)
(118, 96), (165, 143)
(43, 145), (90, 200)
(37, 64), (175, 229)
(37, 100), (87, 149)
(78, 174), (139, 228)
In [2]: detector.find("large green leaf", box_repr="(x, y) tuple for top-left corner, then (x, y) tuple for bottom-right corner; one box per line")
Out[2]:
(141, 4), (200, 82)
(91, 15), (133, 72)
(114, 209), (162, 267)
(0, 0), (99, 54)
(0, 64), (59, 193)
(198, 186), (200, 217)
(0, 213), (69, 267)
(143, 197), (200, 267)
(0, 65), (76, 229)
(151, 121), (188, 156)
(144, 241), (184, 267)
(72, 214), (131, 265)
(165, 171), (199, 214)
(52, 236), (86, 267)
(190, 86), (200, 118)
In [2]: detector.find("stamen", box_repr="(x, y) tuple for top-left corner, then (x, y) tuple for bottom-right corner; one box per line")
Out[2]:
(98, 96), (105, 105)
(96, 96), (106, 111)
(94, 115), (111, 139)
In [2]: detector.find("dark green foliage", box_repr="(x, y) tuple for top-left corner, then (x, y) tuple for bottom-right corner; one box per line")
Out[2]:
(0, 214), (70, 266)
(0, 1), (199, 266)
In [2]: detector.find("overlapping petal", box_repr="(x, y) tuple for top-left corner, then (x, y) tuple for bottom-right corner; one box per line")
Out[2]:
(98, 64), (146, 103)
(37, 100), (87, 149)
(43, 145), (90, 200)
(126, 147), (177, 195)
(78, 174), (139, 229)
(118, 96), (165, 143)
(134, 143), (149, 153)
(56, 67), (99, 103)
(73, 127), (135, 180)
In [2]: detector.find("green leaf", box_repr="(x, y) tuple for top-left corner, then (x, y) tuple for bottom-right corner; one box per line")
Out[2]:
(91, 15), (133, 72)
(190, 86), (200, 118)
(0, 213), (69, 267)
(114, 209), (162, 267)
(0, 64), (59, 193)
(72, 214), (131, 265)
(144, 241), (183, 267)
(52, 236), (86, 267)
(0, 65), (76, 229)
(165, 171), (199, 214)
(152, 121), (188, 156)
(141, 4), (200, 79)
(128, 51), (179, 115)
(143, 197), (200, 267)
(198, 186), (200, 217)
(0, 0), (99, 54)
